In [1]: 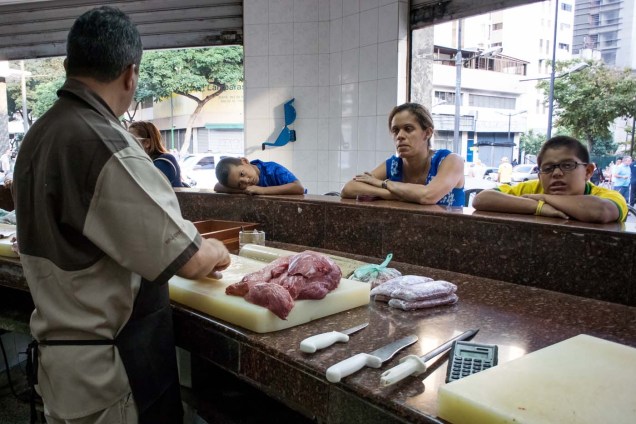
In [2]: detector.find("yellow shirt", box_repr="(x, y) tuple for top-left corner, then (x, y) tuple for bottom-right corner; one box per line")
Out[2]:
(497, 180), (628, 222)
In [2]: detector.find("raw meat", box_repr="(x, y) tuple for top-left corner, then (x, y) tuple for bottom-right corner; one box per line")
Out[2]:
(225, 251), (342, 319)
(388, 294), (459, 311)
(244, 283), (295, 319)
(370, 276), (455, 302)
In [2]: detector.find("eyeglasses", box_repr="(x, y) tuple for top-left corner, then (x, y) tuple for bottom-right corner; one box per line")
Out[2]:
(539, 160), (587, 174)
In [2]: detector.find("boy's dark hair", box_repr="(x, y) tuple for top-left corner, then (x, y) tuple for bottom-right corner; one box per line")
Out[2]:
(66, 6), (143, 82)
(215, 157), (243, 186)
(538, 136), (589, 166)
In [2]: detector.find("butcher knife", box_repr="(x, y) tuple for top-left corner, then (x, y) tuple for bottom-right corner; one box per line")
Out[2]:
(300, 322), (369, 353)
(326, 334), (418, 383)
(380, 329), (479, 387)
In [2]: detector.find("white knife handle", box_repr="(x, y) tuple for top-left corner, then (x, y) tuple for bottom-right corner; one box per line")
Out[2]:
(380, 355), (427, 387)
(300, 331), (349, 353)
(326, 353), (383, 383)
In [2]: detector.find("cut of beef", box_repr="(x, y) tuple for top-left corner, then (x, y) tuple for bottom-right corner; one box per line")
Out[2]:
(244, 283), (295, 319)
(225, 251), (342, 319)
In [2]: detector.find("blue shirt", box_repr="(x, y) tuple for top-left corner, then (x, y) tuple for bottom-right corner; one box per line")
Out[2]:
(614, 164), (631, 187)
(251, 160), (298, 187)
(152, 153), (185, 188)
(385, 149), (465, 207)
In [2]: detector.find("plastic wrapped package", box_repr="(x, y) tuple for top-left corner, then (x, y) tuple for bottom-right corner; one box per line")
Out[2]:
(350, 253), (402, 288)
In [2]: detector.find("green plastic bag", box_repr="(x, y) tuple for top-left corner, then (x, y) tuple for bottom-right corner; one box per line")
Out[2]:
(351, 253), (402, 288)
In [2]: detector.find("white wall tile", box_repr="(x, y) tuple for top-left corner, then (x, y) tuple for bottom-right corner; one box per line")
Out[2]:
(269, 87), (295, 116)
(318, 53), (330, 86)
(294, 120), (318, 154)
(269, 55), (294, 87)
(360, 0), (379, 11)
(328, 151), (341, 186)
(377, 41), (398, 79)
(378, 0), (396, 6)
(316, 151), (329, 180)
(269, 0), (294, 23)
(293, 86), (319, 118)
(294, 0), (319, 22)
(330, 85), (342, 118)
(245, 56), (269, 88)
(342, 14), (360, 51)
(294, 54), (319, 86)
(317, 118), (329, 150)
(329, 18), (342, 53)
(304, 181), (318, 194)
(357, 115), (377, 151)
(329, 51), (342, 85)
(244, 0), (269, 24)
(341, 82), (359, 117)
(245, 118), (275, 153)
(294, 22), (319, 55)
(343, 0), (359, 16)
(245, 88), (271, 120)
(318, 22), (330, 54)
(398, 1), (409, 40)
(269, 24), (294, 56)
(340, 150), (358, 182)
(318, 86), (330, 118)
(376, 77), (398, 118)
(358, 80), (377, 116)
(358, 44), (378, 81)
(359, 8), (378, 47)
(328, 117), (342, 150)
(244, 24), (269, 57)
(341, 48), (359, 84)
(341, 116), (359, 151)
(293, 150), (318, 182)
(357, 150), (377, 173)
(375, 150), (392, 165)
(315, 181), (329, 193)
(378, 2), (398, 43)
(375, 114), (392, 151)
(319, 0), (330, 21)
(330, 0), (343, 19)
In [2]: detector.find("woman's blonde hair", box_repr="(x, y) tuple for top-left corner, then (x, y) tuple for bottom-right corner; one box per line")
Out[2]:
(128, 121), (167, 156)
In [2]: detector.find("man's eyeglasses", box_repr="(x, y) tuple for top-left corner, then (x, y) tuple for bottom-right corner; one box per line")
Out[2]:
(539, 160), (587, 174)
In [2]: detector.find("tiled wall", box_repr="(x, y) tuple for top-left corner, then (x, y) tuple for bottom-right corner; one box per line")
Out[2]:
(243, 0), (409, 195)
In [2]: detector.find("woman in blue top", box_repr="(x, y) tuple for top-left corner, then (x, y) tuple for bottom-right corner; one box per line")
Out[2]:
(341, 103), (465, 206)
(129, 121), (187, 188)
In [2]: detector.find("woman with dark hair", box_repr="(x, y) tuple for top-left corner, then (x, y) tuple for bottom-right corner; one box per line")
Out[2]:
(590, 162), (605, 185)
(341, 102), (465, 206)
(128, 121), (186, 187)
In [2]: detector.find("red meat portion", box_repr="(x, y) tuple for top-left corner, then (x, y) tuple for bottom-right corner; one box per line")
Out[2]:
(225, 251), (342, 319)
(244, 283), (295, 320)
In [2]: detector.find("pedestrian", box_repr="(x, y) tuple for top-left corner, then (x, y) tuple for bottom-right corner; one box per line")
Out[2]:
(590, 162), (604, 186)
(612, 156), (631, 202)
(14, 6), (230, 424)
(628, 156), (636, 207)
(498, 156), (513, 185)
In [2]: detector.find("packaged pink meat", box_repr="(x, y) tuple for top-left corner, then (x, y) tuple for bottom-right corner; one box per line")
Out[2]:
(370, 275), (455, 301)
(388, 294), (458, 311)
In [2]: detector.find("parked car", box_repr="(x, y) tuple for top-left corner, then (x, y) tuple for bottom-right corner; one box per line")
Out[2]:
(179, 153), (241, 189)
(511, 164), (539, 182)
(483, 167), (499, 181)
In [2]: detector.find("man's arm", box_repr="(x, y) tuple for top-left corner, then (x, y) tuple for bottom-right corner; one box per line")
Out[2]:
(244, 180), (305, 195)
(177, 237), (231, 280)
(472, 190), (568, 219)
(214, 182), (246, 194)
(523, 194), (620, 223)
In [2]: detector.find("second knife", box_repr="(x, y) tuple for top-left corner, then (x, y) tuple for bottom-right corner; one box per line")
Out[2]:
(300, 322), (369, 353)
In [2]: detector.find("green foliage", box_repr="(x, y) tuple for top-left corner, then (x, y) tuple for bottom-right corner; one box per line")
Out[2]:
(136, 46), (243, 102)
(590, 137), (618, 156)
(519, 130), (545, 156)
(7, 58), (65, 121)
(537, 60), (636, 152)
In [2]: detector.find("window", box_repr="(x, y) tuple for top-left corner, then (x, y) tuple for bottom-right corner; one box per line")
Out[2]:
(469, 95), (516, 110)
(432, 131), (453, 151)
(434, 91), (459, 105)
(559, 23), (571, 31)
(492, 23), (503, 31)
(591, 14), (600, 26)
(561, 3), (572, 12)
(558, 43), (570, 51)
(491, 42), (502, 47)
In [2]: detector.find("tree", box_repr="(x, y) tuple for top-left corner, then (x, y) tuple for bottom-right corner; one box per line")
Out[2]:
(537, 60), (636, 152)
(7, 58), (65, 123)
(136, 46), (243, 155)
(519, 130), (545, 157)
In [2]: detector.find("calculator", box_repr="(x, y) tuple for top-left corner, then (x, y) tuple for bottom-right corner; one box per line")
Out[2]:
(445, 340), (498, 383)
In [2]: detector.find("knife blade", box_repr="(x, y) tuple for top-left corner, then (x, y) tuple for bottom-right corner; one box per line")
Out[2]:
(300, 322), (369, 353)
(380, 329), (479, 387)
(326, 334), (418, 383)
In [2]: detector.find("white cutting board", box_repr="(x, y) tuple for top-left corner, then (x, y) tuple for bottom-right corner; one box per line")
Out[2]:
(438, 334), (636, 424)
(168, 254), (370, 333)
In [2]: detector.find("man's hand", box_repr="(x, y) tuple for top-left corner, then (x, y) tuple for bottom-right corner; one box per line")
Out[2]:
(244, 185), (264, 195)
(538, 203), (569, 219)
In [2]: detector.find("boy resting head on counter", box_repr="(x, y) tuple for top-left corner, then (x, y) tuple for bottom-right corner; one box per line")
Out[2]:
(472, 136), (627, 223)
(214, 157), (305, 195)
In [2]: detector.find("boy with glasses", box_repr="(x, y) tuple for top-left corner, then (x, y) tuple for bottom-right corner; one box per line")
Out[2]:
(473, 136), (627, 223)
